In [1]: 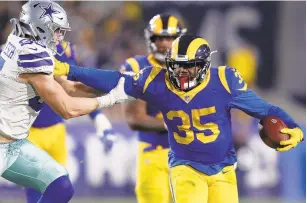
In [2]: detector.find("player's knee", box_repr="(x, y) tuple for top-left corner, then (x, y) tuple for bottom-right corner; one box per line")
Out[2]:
(46, 175), (74, 201)
(57, 176), (74, 200)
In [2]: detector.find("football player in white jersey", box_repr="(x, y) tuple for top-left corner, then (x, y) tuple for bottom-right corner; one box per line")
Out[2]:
(0, 1), (126, 202)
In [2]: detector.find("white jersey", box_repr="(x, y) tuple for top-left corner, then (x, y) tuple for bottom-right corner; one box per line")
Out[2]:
(0, 33), (54, 139)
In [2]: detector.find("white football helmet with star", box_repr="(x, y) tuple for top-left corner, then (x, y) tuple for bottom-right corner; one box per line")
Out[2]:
(11, 0), (71, 54)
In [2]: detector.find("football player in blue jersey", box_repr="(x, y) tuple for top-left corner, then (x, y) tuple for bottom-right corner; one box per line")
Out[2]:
(120, 14), (186, 203)
(54, 34), (304, 203)
(0, 1), (126, 202)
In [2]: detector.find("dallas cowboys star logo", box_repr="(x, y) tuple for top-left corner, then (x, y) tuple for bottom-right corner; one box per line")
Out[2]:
(39, 3), (60, 20)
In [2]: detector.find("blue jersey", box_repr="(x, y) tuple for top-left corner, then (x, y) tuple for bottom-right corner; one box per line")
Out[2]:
(127, 66), (238, 175)
(124, 66), (300, 175)
(67, 64), (300, 175)
(121, 54), (168, 147)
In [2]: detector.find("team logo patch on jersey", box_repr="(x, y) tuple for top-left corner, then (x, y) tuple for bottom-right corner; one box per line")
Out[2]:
(184, 95), (190, 102)
(133, 73), (140, 81)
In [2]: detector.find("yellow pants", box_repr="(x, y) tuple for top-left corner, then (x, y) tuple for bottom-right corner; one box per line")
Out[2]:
(135, 142), (171, 203)
(170, 165), (238, 203)
(27, 123), (67, 166)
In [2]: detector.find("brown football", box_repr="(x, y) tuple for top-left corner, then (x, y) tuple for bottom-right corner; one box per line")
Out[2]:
(259, 116), (290, 149)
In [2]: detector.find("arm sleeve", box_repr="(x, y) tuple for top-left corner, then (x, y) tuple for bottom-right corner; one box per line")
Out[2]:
(67, 64), (150, 99)
(226, 67), (300, 128)
(17, 45), (54, 74)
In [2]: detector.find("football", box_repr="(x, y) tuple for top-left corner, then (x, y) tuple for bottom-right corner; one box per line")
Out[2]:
(259, 116), (290, 149)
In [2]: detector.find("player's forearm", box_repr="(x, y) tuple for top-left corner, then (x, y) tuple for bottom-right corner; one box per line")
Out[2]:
(265, 105), (300, 128)
(60, 97), (100, 119)
(54, 76), (102, 98)
(68, 65), (122, 93)
(70, 82), (102, 98)
(230, 90), (300, 128)
(127, 115), (167, 133)
(67, 65), (139, 98)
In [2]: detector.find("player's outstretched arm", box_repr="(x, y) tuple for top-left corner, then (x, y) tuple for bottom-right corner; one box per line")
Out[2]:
(54, 61), (126, 94)
(224, 67), (304, 151)
(19, 73), (120, 119)
(54, 61), (147, 100)
(20, 73), (99, 119)
(54, 75), (102, 98)
(230, 89), (304, 151)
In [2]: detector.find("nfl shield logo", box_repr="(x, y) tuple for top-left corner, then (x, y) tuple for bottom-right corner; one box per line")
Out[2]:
(184, 95), (190, 102)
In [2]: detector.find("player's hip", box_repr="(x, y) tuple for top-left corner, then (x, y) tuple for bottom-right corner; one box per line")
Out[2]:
(0, 139), (68, 192)
(168, 149), (237, 175)
(28, 123), (66, 148)
(137, 141), (169, 169)
(29, 122), (66, 135)
(170, 164), (237, 185)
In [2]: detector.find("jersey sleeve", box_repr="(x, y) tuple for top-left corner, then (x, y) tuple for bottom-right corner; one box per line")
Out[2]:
(17, 44), (54, 75)
(120, 57), (141, 73)
(67, 64), (152, 101)
(124, 66), (152, 99)
(222, 66), (248, 96)
(224, 66), (300, 128)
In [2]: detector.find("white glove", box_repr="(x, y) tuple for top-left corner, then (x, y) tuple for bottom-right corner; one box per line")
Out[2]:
(96, 77), (129, 108)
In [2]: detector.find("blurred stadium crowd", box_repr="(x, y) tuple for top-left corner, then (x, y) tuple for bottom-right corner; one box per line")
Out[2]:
(0, 1), (146, 70)
(0, 1), (305, 203)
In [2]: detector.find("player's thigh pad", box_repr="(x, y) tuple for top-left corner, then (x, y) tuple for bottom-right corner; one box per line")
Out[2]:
(170, 165), (208, 203)
(135, 142), (171, 203)
(0, 139), (68, 193)
(207, 165), (238, 203)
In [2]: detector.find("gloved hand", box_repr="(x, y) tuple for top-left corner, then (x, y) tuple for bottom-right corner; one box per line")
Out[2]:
(94, 113), (117, 153)
(96, 77), (132, 108)
(276, 127), (304, 152)
(53, 58), (70, 76)
(109, 77), (131, 104)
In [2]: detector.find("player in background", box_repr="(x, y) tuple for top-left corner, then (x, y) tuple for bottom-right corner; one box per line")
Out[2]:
(54, 34), (304, 203)
(120, 14), (186, 203)
(0, 1), (125, 202)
